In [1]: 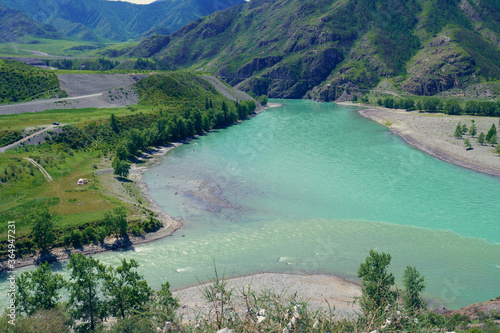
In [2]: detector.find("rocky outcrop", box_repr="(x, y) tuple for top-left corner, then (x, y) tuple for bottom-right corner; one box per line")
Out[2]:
(401, 35), (475, 96)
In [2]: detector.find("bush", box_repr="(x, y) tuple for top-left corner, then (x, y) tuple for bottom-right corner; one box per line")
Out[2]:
(70, 229), (82, 247)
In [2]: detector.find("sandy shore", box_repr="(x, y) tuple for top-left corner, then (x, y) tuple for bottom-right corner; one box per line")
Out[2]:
(173, 273), (362, 322)
(356, 106), (500, 177)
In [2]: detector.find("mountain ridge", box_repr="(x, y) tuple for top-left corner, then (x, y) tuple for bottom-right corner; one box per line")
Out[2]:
(125, 0), (500, 101)
(0, 0), (245, 42)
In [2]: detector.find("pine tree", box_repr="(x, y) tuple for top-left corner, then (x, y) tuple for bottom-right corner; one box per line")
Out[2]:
(489, 134), (498, 145)
(486, 123), (497, 142)
(461, 123), (468, 135)
(478, 132), (486, 145)
(469, 120), (477, 137)
(464, 138), (472, 148)
(454, 123), (463, 138)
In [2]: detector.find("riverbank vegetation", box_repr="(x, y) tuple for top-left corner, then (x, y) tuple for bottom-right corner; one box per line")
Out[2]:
(0, 72), (257, 262)
(1, 251), (498, 332)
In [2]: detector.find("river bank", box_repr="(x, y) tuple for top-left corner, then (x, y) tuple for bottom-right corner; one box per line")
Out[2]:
(173, 273), (362, 322)
(354, 106), (500, 178)
(0, 104), (281, 272)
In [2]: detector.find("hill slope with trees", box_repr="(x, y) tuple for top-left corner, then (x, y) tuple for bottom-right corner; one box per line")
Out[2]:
(124, 0), (500, 101)
(0, 0), (244, 42)
(0, 5), (61, 42)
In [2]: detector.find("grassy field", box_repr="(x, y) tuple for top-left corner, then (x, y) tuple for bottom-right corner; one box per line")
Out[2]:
(0, 105), (154, 130)
(0, 103), (161, 256)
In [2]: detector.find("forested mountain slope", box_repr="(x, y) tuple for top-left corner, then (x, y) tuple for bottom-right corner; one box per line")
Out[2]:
(0, 0), (244, 42)
(0, 6), (61, 42)
(127, 0), (500, 100)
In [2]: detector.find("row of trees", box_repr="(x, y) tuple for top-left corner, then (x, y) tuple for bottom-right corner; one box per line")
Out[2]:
(14, 255), (178, 332)
(5, 251), (435, 332)
(21, 206), (131, 254)
(111, 99), (257, 178)
(375, 97), (500, 116)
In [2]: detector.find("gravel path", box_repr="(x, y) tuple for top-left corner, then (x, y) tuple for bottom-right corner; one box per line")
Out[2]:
(358, 107), (500, 177)
(23, 157), (53, 182)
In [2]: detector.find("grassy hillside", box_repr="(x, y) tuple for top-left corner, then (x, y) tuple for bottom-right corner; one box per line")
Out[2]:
(126, 0), (500, 101)
(0, 0), (244, 42)
(0, 72), (257, 259)
(0, 59), (63, 103)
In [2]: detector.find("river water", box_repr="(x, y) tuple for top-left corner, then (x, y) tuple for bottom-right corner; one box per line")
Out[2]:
(1, 100), (499, 309)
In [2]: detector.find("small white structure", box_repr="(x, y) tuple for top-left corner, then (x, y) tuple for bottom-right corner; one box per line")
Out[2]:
(77, 178), (85, 185)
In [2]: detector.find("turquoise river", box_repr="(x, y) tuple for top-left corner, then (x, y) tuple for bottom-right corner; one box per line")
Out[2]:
(1, 100), (499, 309)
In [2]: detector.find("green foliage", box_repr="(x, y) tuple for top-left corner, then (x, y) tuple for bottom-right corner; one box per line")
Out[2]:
(0, 130), (22, 147)
(152, 281), (179, 323)
(402, 266), (426, 314)
(104, 207), (128, 237)
(486, 123), (497, 142)
(454, 122), (463, 138)
(0, 59), (60, 104)
(24, 206), (55, 253)
(464, 138), (472, 148)
(258, 95), (268, 106)
(470, 120), (477, 137)
(423, 0), (472, 36)
(452, 28), (500, 80)
(0, 308), (71, 333)
(478, 132), (486, 145)
(357, 250), (396, 327)
(489, 134), (498, 145)
(15, 263), (66, 316)
(112, 157), (130, 178)
(135, 73), (219, 105)
(103, 259), (153, 319)
(67, 253), (107, 332)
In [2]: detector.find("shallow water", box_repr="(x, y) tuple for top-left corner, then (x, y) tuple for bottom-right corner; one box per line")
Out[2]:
(1, 100), (499, 309)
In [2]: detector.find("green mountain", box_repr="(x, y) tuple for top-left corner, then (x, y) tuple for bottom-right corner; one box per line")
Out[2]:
(0, 5), (61, 42)
(0, 0), (244, 42)
(127, 0), (500, 100)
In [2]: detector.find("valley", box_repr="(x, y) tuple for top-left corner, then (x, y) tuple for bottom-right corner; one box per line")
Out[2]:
(0, 0), (499, 332)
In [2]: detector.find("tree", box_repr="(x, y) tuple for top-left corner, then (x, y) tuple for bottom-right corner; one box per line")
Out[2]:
(112, 157), (130, 178)
(110, 114), (119, 133)
(402, 266), (426, 314)
(496, 144), (500, 154)
(357, 250), (395, 324)
(464, 138), (472, 149)
(115, 144), (128, 161)
(488, 134), (498, 145)
(25, 206), (55, 253)
(105, 207), (128, 237)
(461, 123), (468, 135)
(478, 132), (486, 145)
(154, 281), (179, 322)
(67, 254), (107, 332)
(103, 259), (152, 319)
(15, 263), (65, 316)
(469, 120), (477, 137)
(485, 123), (497, 142)
(454, 123), (463, 138)
(351, 94), (358, 103)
